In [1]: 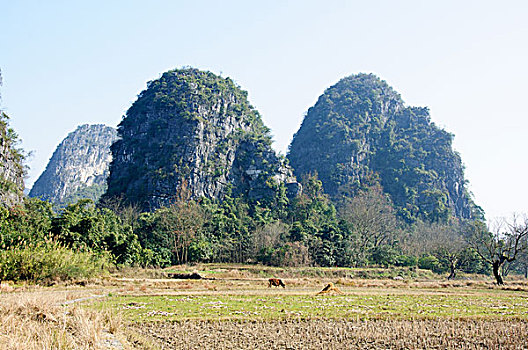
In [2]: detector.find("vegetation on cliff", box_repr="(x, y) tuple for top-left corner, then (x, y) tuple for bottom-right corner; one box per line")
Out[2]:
(288, 73), (481, 223)
(104, 68), (298, 211)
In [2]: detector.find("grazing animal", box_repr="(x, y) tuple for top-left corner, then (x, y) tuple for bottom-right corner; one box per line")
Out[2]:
(268, 278), (285, 288)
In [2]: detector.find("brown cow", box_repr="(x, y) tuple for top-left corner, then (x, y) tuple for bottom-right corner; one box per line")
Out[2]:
(268, 278), (285, 288)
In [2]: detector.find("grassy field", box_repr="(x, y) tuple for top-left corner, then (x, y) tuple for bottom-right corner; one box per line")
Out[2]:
(1, 264), (528, 349)
(100, 290), (528, 322)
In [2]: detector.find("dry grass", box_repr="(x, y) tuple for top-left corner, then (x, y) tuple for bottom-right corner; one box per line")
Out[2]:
(0, 288), (127, 350)
(133, 319), (528, 350)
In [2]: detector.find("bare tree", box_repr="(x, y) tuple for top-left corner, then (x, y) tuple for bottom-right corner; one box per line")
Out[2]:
(405, 220), (468, 279)
(469, 215), (528, 285)
(340, 185), (400, 264)
(433, 226), (467, 280)
(156, 182), (205, 264)
(282, 241), (311, 267)
(98, 194), (141, 229)
(159, 200), (204, 264)
(252, 220), (289, 254)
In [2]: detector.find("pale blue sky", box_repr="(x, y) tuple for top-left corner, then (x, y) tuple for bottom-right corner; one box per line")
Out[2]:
(1, 0), (527, 220)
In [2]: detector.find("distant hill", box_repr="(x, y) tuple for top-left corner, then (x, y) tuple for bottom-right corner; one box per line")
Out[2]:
(29, 124), (117, 207)
(288, 73), (479, 222)
(103, 68), (300, 211)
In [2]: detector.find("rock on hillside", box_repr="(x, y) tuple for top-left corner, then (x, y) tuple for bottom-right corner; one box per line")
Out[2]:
(0, 113), (25, 207)
(29, 124), (117, 207)
(288, 73), (478, 222)
(103, 68), (300, 211)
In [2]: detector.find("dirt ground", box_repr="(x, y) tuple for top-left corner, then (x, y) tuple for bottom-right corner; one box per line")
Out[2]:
(131, 318), (528, 350)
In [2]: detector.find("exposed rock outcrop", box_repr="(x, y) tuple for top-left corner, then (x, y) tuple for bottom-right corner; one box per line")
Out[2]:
(29, 124), (117, 206)
(103, 68), (299, 211)
(288, 73), (477, 222)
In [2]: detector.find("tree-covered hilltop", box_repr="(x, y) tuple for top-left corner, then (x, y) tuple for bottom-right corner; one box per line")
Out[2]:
(288, 73), (480, 222)
(29, 124), (117, 208)
(103, 68), (299, 211)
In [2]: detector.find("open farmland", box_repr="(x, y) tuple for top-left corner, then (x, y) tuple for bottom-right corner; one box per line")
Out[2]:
(2, 265), (528, 349)
(100, 265), (528, 349)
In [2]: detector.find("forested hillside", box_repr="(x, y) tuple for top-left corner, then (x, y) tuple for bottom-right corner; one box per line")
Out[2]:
(103, 68), (299, 211)
(288, 73), (481, 222)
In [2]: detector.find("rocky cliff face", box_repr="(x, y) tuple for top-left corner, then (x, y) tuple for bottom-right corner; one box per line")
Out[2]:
(0, 113), (25, 207)
(29, 124), (117, 206)
(104, 68), (299, 211)
(288, 73), (477, 222)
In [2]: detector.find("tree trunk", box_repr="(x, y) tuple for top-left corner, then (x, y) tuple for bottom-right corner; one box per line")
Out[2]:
(448, 260), (457, 280)
(492, 260), (504, 285)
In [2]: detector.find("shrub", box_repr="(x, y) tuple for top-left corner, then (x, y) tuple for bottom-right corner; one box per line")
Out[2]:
(0, 239), (110, 283)
(188, 237), (213, 262)
(394, 254), (417, 267)
(417, 255), (441, 273)
(369, 245), (398, 267)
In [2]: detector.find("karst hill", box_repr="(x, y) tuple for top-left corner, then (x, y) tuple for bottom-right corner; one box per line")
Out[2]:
(102, 68), (300, 211)
(24, 69), (479, 222)
(288, 73), (479, 222)
(29, 124), (117, 207)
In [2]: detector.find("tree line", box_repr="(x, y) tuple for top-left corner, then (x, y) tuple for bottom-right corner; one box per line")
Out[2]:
(1, 174), (527, 285)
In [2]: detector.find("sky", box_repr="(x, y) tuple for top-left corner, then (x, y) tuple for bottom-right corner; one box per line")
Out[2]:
(1, 0), (527, 221)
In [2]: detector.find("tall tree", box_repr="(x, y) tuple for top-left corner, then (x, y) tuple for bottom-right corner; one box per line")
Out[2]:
(289, 174), (340, 266)
(469, 216), (528, 285)
(339, 185), (400, 266)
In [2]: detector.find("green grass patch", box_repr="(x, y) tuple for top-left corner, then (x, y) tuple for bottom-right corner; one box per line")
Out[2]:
(0, 239), (110, 283)
(94, 290), (528, 322)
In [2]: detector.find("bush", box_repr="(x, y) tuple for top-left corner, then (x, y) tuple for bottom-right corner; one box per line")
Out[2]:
(188, 237), (213, 262)
(394, 254), (417, 267)
(369, 245), (398, 267)
(0, 239), (110, 283)
(417, 255), (441, 273)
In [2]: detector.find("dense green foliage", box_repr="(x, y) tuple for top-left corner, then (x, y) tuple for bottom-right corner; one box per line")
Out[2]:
(2, 164), (524, 282)
(50, 199), (149, 265)
(0, 181), (498, 281)
(54, 183), (107, 210)
(0, 197), (150, 282)
(288, 74), (480, 223)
